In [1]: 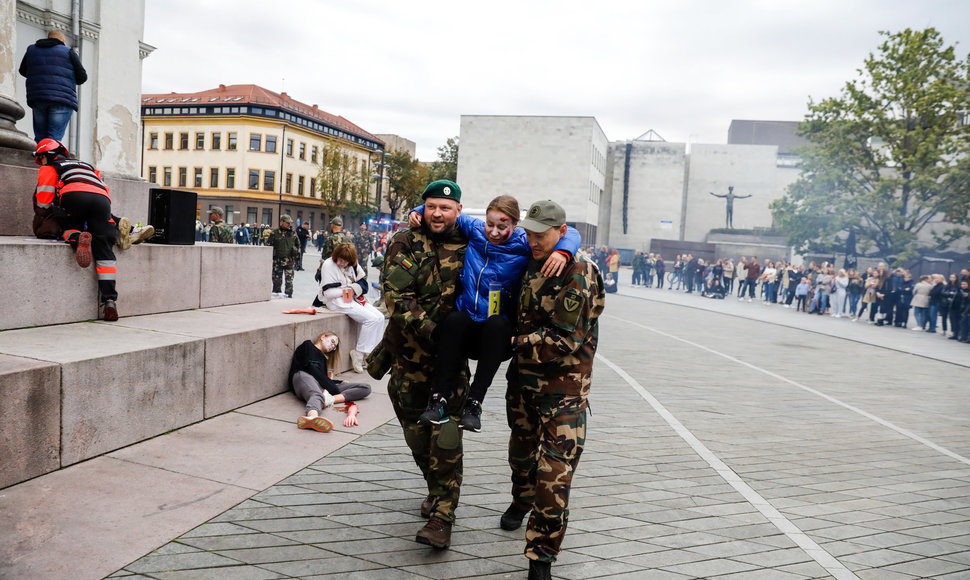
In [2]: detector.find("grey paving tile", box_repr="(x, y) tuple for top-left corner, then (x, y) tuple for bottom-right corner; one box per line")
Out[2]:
(124, 551), (242, 574)
(258, 555), (383, 576)
(150, 566), (286, 580)
(178, 533), (298, 551)
(215, 544), (338, 565)
(660, 557), (759, 577)
(400, 557), (520, 578)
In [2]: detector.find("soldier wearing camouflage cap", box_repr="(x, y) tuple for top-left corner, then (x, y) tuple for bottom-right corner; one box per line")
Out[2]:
(367, 178), (469, 549)
(317, 215), (351, 280)
(207, 207), (233, 244)
(502, 200), (605, 580)
(267, 214), (300, 297)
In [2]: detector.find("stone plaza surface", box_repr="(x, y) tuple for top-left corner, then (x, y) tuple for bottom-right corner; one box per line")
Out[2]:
(3, 264), (969, 579)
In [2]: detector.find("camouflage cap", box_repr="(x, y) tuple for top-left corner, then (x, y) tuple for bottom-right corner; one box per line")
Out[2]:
(421, 179), (461, 202)
(520, 200), (566, 232)
(209, 206), (224, 217)
(280, 214), (293, 224)
(330, 216), (343, 226)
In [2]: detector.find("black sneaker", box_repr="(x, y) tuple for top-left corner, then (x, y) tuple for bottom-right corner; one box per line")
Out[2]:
(459, 400), (482, 432)
(418, 394), (449, 425)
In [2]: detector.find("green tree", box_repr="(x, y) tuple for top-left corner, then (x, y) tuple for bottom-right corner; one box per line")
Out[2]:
(385, 150), (428, 219)
(427, 136), (459, 182)
(317, 142), (362, 216)
(770, 28), (970, 264)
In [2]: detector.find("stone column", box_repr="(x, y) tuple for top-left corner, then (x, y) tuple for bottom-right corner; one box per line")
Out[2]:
(0, 0), (37, 153)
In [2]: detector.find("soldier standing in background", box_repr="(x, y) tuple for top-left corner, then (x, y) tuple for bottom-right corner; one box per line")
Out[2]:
(207, 207), (233, 243)
(367, 180), (468, 549)
(316, 217), (351, 281)
(354, 222), (372, 268)
(502, 200), (605, 580)
(267, 214), (300, 298)
(296, 222), (310, 270)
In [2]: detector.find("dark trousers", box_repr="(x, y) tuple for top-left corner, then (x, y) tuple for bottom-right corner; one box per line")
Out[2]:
(60, 192), (118, 302)
(434, 311), (512, 403)
(746, 278), (758, 298)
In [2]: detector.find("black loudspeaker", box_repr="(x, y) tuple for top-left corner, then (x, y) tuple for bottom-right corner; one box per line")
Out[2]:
(148, 188), (197, 245)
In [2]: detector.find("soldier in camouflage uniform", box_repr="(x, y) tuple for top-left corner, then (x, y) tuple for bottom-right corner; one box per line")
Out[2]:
(354, 222), (372, 268)
(207, 207), (234, 244)
(266, 214), (300, 297)
(502, 200), (605, 580)
(316, 216), (351, 281)
(368, 180), (468, 549)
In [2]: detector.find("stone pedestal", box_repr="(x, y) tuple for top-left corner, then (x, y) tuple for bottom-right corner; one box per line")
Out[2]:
(706, 230), (791, 262)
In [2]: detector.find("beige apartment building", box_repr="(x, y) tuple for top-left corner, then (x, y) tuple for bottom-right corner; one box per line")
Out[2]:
(140, 84), (385, 229)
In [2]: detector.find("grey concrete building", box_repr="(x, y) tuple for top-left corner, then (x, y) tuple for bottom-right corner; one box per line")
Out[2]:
(456, 115), (607, 242)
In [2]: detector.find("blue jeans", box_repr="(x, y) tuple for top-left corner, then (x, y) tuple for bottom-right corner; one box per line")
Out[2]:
(927, 304), (940, 332)
(31, 102), (74, 143)
(848, 294), (861, 316)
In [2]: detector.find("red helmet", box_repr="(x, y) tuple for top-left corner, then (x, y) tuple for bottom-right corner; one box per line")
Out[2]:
(33, 138), (69, 164)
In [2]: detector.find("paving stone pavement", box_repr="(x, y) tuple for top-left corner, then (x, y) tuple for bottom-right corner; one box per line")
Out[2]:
(109, 279), (970, 579)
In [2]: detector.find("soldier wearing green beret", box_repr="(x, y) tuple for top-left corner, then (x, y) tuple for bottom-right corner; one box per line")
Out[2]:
(267, 214), (300, 297)
(207, 207), (234, 244)
(369, 179), (468, 549)
(501, 200), (605, 580)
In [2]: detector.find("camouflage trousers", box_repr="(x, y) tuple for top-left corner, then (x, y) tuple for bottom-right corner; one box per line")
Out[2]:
(387, 356), (467, 523)
(271, 259), (294, 295)
(506, 384), (587, 563)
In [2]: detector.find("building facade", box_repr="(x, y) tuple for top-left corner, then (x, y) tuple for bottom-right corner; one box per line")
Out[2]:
(456, 115), (607, 242)
(141, 84), (385, 229)
(6, 0), (153, 176)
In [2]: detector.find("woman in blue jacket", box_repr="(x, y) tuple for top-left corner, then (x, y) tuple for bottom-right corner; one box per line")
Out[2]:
(408, 195), (580, 432)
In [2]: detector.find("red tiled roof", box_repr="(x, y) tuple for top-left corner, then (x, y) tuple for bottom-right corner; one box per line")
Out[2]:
(141, 84), (383, 145)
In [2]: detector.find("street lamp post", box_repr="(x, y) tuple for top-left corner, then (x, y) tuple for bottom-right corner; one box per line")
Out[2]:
(370, 148), (388, 217)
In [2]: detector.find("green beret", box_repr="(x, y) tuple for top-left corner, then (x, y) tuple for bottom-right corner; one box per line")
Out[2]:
(421, 179), (461, 202)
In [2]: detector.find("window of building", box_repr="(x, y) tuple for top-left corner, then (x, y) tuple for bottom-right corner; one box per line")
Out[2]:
(285, 173), (292, 194)
(148, 166), (157, 183)
(210, 167), (219, 188)
(286, 139), (293, 156)
(212, 132), (221, 150)
(226, 168), (235, 189)
(249, 134), (261, 151)
(264, 170), (275, 191)
(266, 136), (277, 153)
(262, 208), (273, 225)
(297, 210), (303, 224)
(299, 143), (306, 160)
(227, 132), (237, 150)
(179, 133), (189, 150)
(311, 146), (318, 163)
(149, 133), (158, 149)
(163, 167), (172, 186)
(309, 178), (316, 197)
(195, 132), (205, 150)
(248, 169), (259, 190)
(164, 133), (173, 150)
(247, 207), (258, 224)
(194, 167), (203, 188)
(225, 204), (234, 225)
(178, 167), (187, 187)
(298, 175), (305, 196)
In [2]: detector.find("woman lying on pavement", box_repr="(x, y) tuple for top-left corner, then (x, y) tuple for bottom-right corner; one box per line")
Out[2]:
(288, 331), (371, 431)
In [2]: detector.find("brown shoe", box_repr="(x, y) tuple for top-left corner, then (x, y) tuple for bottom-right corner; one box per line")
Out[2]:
(421, 494), (437, 519)
(415, 516), (452, 549)
(75, 232), (92, 268)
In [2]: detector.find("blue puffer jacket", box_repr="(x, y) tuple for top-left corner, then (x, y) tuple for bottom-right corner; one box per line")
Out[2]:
(19, 39), (87, 110)
(412, 206), (581, 322)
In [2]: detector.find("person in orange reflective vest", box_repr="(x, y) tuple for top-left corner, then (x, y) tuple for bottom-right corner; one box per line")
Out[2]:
(33, 138), (120, 321)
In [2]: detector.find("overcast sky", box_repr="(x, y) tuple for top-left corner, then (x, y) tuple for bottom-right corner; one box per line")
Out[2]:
(142, 0), (970, 161)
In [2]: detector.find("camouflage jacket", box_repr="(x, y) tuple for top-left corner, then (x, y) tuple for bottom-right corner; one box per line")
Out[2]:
(321, 230), (351, 261)
(353, 231), (372, 258)
(511, 253), (605, 398)
(381, 225), (467, 364)
(266, 226), (300, 262)
(208, 221), (234, 244)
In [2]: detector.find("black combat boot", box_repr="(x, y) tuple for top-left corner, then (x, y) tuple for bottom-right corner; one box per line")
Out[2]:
(528, 559), (552, 580)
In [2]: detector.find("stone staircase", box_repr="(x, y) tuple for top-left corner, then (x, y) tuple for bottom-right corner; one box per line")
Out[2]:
(0, 161), (362, 490)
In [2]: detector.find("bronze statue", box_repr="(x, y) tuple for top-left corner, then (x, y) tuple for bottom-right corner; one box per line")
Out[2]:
(709, 186), (751, 229)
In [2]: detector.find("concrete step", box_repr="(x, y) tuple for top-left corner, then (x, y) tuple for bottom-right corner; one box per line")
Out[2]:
(0, 301), (364, 489)
(0, 236), (273, 330)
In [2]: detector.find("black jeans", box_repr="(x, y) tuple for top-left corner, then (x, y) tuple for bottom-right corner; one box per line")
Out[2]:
(433, 310), (512, 403)
(60, 191), (118, 302)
